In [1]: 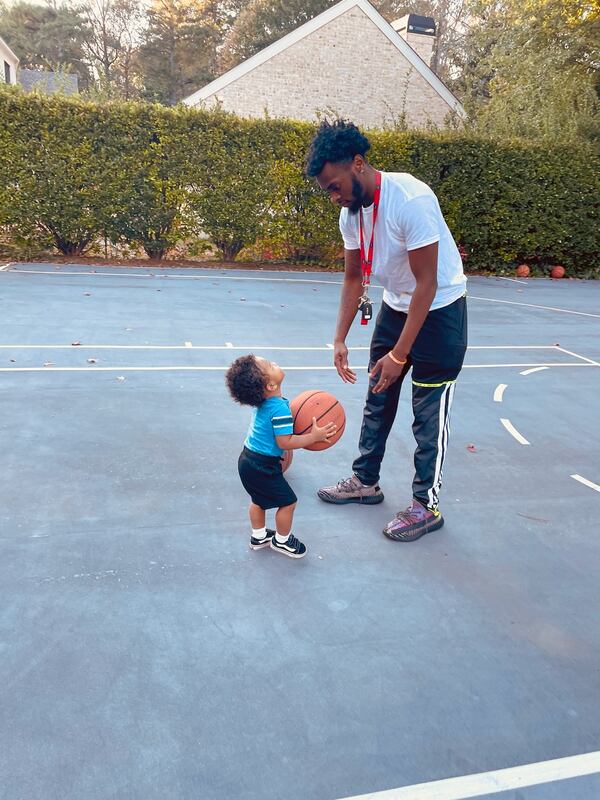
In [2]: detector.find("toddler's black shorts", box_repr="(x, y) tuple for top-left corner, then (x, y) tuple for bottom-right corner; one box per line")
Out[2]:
(238, 446), (297, 510)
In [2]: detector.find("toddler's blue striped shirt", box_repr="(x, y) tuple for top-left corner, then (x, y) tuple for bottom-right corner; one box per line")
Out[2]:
(244, 396), (294, 457)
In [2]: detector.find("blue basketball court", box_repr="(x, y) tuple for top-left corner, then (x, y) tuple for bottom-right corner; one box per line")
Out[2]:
(1, 262), (599, 800)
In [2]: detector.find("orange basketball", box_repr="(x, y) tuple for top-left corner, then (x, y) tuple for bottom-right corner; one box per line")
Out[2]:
(551, 265), (565, 279)
(290, 390), (346, 452)
(516, 264), (530, 278)
(281, 449), (293, 473)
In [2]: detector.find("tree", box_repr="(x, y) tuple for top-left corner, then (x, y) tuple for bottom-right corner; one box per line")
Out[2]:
(136, 0), (220, 105)
(0, 1), (92, 88)
(82, 0), (146, 99)
(451, 0), (599, 143)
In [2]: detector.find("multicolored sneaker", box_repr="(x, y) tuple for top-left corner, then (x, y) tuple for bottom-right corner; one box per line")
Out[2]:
(249, 528), (276, 550)
(317, 474), (384, 505)
(382, 499), (444, 542)
(270, 533), (307, 559)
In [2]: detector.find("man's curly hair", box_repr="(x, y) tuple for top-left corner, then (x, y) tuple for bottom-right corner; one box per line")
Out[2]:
(225, 354), (267, 407)
(305, 119), (371, 178)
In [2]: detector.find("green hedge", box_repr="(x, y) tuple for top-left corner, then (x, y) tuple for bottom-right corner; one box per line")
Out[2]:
(1, 88), (598, 275)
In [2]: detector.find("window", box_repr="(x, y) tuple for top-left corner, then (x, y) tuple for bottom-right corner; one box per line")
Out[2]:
(3, 61), (10, 84)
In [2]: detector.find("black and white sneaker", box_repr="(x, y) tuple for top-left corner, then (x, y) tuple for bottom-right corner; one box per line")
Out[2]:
(249, 528), (276, 550)
(270, 533), (307, 559)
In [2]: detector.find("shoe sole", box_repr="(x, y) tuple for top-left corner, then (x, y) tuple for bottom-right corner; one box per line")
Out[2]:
(249, 541), (272, 550)
(270, 542), (307, 559)
(317, 491), (384, 505)
(382, 515), (444, 542)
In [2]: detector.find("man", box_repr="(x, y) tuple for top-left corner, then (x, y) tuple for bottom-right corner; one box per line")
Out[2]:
(305, 119), (467, 542)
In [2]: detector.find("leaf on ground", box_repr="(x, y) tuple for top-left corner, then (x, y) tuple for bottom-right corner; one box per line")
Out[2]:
(467, 443), (477, 452)
(71, 341), (81, 346)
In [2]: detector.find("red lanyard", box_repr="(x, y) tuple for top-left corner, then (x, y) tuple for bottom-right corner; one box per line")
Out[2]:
(358, 171), (381, 290)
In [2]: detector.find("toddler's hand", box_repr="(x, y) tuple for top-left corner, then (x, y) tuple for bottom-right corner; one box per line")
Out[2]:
(311, 416), (337, 443)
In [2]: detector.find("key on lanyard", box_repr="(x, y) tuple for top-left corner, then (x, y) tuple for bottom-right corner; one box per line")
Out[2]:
(358, 294), (372, 325)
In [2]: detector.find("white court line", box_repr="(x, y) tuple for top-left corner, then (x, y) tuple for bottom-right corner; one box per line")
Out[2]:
(0, 366), (367, 373)
(496, 275), (528, 285)
(335, 750), (600, 800)
(500, 418), (530, 445)
(571, 474), (600, 493)
(555, 346), (600, 366)
(493, 383), (507, 402)
(0, 344), (339, 351)
(0, 263), (11, 271)
(469, 295), (600, 319)
(0, 362), (596, 374)
(0, 344), (572, 351)
(521, 366), (549, 376)
(7, 268), (344, 286)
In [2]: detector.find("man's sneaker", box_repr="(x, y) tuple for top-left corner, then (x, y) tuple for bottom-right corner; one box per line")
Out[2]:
(270, 533), (307, 559)
(249, 528), (275, 550)
(382, 499), (444, 542)
(317, 474), (384, 505)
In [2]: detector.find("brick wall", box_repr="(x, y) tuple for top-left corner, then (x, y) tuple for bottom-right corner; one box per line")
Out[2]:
(196, 7), (453, 129)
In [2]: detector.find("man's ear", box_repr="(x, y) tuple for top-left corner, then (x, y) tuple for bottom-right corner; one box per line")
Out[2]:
(352, 154), (365, 173)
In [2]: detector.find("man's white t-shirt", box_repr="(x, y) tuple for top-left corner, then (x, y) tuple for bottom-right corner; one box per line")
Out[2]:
(339, 171), (467, 312)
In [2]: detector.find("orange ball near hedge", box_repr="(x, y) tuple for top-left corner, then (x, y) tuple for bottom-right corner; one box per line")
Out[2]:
(290, 390), (346, 451)
(551, 265), (565, 279)
(516, 264), (530, 278)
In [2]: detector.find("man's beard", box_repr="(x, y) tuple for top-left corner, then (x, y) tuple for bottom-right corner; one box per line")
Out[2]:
(348, 176), (367, 215)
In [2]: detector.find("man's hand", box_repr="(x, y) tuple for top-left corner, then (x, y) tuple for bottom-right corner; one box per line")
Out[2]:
(333, 341), (357, 384)
(370, 354), (406, 394)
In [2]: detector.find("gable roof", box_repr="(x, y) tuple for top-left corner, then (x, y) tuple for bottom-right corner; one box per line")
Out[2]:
(183, 0), (464, 116)
(0, 34), (20, 64)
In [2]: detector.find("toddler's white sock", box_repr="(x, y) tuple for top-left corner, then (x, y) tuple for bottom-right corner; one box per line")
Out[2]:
(275, 531), (290, 544)
(252, 527), (266, 540)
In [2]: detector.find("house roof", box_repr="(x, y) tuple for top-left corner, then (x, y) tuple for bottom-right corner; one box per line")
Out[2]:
(0, 34), (20, 64)
(19, 68), (79, 95)
(183, 0), (464, 117)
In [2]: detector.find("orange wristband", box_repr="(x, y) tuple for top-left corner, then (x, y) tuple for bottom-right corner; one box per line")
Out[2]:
(387, 351), (407, 366)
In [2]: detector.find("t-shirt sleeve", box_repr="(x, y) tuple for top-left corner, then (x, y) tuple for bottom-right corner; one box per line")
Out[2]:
(271, 398), (294, 436)
(339, 209), (360, 250)
(399, 195), (441, 251)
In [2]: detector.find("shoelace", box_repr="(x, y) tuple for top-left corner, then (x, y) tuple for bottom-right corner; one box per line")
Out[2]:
(337, 476), (359, 491)
(394, 507), (421, 523)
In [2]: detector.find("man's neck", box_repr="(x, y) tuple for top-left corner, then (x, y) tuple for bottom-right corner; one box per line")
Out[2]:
(361, 165), (379, 207)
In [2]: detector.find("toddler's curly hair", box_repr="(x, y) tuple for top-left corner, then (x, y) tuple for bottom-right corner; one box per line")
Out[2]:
(225, 354), (267, 407)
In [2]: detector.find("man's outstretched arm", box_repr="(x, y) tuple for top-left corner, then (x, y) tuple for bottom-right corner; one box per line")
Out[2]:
(332, 248), (363, 383)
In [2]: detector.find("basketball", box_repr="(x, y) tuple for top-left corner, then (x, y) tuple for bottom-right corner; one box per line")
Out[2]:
(290, 390), (345, 451)
(551, 265), (565, 279)
(281, 449), (293, 473)
(516, 264), (530, 278)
